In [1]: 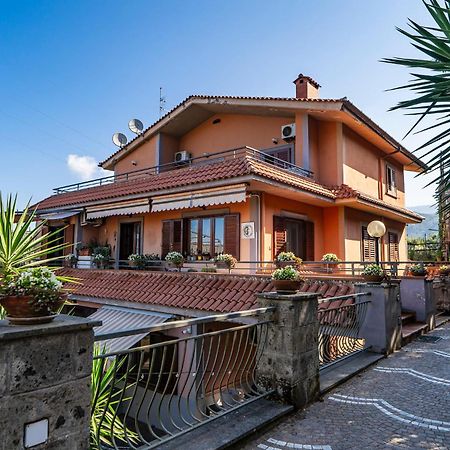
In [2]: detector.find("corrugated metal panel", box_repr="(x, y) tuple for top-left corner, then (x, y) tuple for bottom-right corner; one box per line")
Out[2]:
(39, 210), (81, 220)
(90, 306), (171, 354)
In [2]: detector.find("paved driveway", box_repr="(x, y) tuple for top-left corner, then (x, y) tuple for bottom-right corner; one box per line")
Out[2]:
(243, 323), (450, 450)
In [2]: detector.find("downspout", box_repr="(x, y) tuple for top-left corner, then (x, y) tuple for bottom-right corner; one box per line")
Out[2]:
(378, 156), (383, 201)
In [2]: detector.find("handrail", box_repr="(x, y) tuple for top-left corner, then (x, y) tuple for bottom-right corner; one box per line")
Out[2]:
(53, 146), (313, 194)
(94, 306), (275, 341)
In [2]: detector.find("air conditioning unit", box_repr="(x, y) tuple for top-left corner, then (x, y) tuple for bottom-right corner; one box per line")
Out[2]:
(281, 123), (296, 141)
(174, 151), (192, 164)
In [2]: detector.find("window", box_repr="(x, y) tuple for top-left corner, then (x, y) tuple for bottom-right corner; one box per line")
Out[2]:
(262, 145), (293, 168)
(361, 226), (376, 261)
(386, 164), (397, 197)
(119, 221), (142, 260)
(388, 232), (399, 261)
(273, 216), (314, 261)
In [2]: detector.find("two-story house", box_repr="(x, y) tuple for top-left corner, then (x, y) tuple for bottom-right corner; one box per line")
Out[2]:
(35, 74), (424, 267)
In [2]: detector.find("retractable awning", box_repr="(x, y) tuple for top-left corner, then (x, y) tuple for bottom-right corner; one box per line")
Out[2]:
(90, 306), (172, 354)
(85, 199), (150, 220)
(151, 184), (247, 212)
(38, 210), (81, 220)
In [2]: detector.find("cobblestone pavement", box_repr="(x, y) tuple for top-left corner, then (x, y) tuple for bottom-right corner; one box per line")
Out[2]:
(242, 323), (450, 450)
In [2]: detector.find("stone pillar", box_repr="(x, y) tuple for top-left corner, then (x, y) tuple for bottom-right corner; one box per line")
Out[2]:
(256, 291), (320, 410)
(433, 278), (450, 312)
(400, 278), (436, 330)
(0, 315), (100, 450)
(355, 281), (402, 355)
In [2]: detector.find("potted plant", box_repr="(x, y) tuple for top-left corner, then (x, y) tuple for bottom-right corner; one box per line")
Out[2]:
(321, 253), (341, 273)
(0, 194), (75, 324)
(276, 252), (302, 268)
(77, 245), (91, 257)
(65, 253), (78, 268)
(362, 264), (385, 282)
(409, 263), (427, 277)
(92, 246), (110, 269)
(165, 251), (184, 271)
(439, 265), (450, 276)
(214, 253), (237, 272)
(271, 265), (302, 293)
(128, 254), (146, 269)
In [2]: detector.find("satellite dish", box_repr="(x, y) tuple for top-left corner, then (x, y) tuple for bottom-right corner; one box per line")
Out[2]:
(128, 118), (144, 135)
(112, 132), (128, 148)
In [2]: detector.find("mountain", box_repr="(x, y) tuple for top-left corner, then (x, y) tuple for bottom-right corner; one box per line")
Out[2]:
(407, 204), (438, 238)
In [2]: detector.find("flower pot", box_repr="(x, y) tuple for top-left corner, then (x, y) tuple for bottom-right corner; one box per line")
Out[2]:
(215, 261), (231, 269)
(167, 262), (183, 271)
(439, 269), (450, 277)
(275, 260), (296, 269)
(272, 279), (301, 293)
(362, 274), (384, 283)
(0, 295), (66, 325)
(78, 249), (91, 256)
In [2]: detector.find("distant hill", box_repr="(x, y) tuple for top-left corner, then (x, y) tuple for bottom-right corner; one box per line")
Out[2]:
(407, 204), (438, 238)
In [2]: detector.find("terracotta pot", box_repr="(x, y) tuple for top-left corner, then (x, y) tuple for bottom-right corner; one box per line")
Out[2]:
(362, 274), (384, 283)
(215, 261), (231, 269)
(439, 269), (450, 276)
(78, 249), (91, 256)
(275, 260), (296, 269)
(0, 295), (66, 325)
(272, 279), (301, 293)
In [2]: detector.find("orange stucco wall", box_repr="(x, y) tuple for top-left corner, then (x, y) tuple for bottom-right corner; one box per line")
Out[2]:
(114, 135), (158, 175)
(343, 125), (405, 207)
(316, 121), (342, 186)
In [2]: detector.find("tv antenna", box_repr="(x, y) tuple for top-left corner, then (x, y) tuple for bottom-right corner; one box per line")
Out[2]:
(128, 119), (144, 135)
(159, 87), (166, 117)
(112, 132), (128, 148)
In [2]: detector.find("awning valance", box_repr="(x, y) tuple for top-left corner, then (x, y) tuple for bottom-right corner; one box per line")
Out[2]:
(85, 199), (150, 220)
(38, 210), (81, 220)
(90, 306), (172, 354)
(151, 184), (247, 212)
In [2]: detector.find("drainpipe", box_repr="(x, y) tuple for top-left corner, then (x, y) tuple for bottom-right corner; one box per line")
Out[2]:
(378, 156), (383, 200)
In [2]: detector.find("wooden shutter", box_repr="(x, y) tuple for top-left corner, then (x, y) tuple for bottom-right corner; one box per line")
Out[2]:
(224, 214), (240, 259)
(63, 224), (75, 256)
(161, 221), (171, 257)
(388, 232), (399, 261)
(362, 226), (376, 261)
(172, 220), (182, 253)
(305, 221), (315, 261)
(273, 216), (287, 258)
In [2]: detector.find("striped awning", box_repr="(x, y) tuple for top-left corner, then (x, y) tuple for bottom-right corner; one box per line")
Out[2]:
(151, 184), (247, 212)
(38, 210), (81, 220)
(90, 306), (172, 354)
(85, 199), (150, 220)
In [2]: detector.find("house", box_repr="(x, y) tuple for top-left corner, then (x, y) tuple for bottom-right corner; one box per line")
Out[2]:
(35, 73), (425, 269)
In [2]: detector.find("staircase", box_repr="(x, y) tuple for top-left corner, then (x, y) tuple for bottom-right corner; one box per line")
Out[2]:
(401, 310), (427, 345)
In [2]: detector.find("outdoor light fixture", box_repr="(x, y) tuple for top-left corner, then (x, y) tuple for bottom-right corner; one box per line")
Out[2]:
(367, 220), (386, 265)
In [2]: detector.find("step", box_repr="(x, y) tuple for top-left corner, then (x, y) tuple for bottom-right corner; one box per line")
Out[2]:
(436, 312), (450, 328)
(401, 311), (416, 326)
(402, 322), (428, 345)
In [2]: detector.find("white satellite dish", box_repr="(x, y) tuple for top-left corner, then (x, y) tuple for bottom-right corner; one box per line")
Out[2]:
(128, 119), (144, 135)
(112, 132), (128, 148)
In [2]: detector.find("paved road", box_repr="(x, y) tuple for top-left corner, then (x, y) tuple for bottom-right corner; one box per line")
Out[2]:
(242, 323), (450, 450)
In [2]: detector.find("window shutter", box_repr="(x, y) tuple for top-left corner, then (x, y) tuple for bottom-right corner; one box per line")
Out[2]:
(305, 221), (315, 261)
(362, 226), (376, 261)
(161, 221), (171, 257)
(63, 224), (75, 256)
(224, 214), (240, 259)
(388, 232), (399, 261)
(172, 220), (182, 253)
(273, 216), (287, 258)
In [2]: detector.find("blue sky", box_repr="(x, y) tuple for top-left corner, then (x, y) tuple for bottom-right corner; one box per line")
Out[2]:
(0, 0), (437, 207)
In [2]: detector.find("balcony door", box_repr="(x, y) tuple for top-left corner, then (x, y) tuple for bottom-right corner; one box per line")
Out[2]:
(273, 216), (314, 261)
(119, 221), (142, 261)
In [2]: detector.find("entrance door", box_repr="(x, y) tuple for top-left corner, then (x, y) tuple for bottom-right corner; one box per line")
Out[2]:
(119, 222), (142, 260)
(273, 216), (314, 261)
(47, 226), (65, 265)
(286, 219), (306, 258)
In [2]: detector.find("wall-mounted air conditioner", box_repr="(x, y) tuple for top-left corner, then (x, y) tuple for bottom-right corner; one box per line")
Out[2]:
(174, 151), (192, 164)
(281, 123), (296, 141)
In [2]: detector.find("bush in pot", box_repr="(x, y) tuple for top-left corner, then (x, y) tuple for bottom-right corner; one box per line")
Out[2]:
(439, 265), (450, 276)
(165, 251), (184, 271)
(128, 253), (146, 269)
(409, 263), (427, 277)
(92, 246), (110, 269)
(214, 253), (237, 272)
(271, 265), (302, 293)
(362, 264), (385, 282)
(275, 251), (302, 268)
(321, 253), (341, 273)
(65, 253), (77, 268)
(0, 194), (75, 324)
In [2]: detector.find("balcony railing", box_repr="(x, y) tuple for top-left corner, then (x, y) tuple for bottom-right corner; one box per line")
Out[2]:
(91, 308), (274, 449)
(53, 146), (314, 194)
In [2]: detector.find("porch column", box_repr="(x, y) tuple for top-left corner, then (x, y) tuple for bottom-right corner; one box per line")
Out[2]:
(248, 194), (261, 272)
(355, 281), (402, 355)
(256, 291), (320, 409)
(0, 315), (99, 449)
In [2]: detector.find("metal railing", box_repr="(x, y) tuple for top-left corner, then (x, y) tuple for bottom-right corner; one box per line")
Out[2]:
(53, 146), (313, 194)
(318, 292), (371, 369)
(91, 308), (274, 449)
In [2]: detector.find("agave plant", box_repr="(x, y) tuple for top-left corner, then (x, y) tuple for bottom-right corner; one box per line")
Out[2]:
(0, 194), (71, 282)
(382, 0), (450, 219)
(91, 345), (139, 449)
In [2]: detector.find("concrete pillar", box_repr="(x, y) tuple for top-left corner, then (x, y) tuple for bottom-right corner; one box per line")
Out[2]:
(400, 278), (436, 330)
(433, 278), (450, 312)
(256, 291), (320, 409)
(355, 281), (402, 355)
(0, 315), (100, 450)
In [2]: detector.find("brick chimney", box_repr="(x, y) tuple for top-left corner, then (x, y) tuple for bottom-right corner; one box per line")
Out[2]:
(293, 74), (321, 99)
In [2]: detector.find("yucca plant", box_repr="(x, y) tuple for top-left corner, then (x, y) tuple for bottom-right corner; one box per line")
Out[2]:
(91, 345), (139, 449)
(382, 0), (450, 219)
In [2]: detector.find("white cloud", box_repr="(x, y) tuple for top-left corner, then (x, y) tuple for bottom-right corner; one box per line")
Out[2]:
(67, 154), (107, 181)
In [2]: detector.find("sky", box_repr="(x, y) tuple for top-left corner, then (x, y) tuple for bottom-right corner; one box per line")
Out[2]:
(0, 0), (439, 208)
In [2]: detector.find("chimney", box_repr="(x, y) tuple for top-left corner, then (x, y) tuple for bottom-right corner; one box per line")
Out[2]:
(293, 74), (321, 99)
